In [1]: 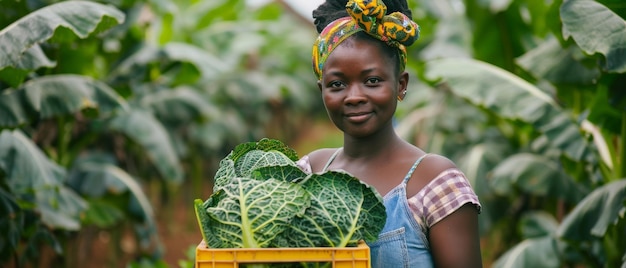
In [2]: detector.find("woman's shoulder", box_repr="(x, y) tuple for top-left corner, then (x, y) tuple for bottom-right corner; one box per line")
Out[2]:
(300, 148), (341, 173)
(418, 153), (459, 181)
(405, 152), (460, 196)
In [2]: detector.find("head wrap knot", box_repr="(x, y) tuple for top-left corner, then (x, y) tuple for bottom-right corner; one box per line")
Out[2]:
(312, 0), (420, 79)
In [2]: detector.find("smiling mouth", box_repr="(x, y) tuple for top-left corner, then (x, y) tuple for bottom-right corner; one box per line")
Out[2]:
(345, 112), (372, 123)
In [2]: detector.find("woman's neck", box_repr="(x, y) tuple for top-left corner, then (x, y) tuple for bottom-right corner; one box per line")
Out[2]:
(341, 127), (406, 160)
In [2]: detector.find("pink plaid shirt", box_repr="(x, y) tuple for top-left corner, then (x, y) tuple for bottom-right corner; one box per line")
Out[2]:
(407, 168), (481, 232)
(297, 155), (481, 234)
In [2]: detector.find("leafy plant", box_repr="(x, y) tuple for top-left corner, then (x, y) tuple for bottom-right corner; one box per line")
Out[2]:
(399, 0), (626, 266)
(1, 0), (320, 265)
(195, 139), (386, 250)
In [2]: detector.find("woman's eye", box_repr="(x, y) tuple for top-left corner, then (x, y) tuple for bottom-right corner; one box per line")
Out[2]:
(365, 77), (381, 84)
(328, 81), (344, 88)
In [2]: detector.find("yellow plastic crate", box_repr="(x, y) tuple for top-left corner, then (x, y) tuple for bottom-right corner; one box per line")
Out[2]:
(195, 240), (371, 268)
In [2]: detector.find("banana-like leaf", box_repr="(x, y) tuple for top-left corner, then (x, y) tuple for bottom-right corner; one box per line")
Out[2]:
(0, 90), (29, 129)
(425, 58), (595, 163)
(68, 154), (159, 248)
(140, 86), (220, 125)
(0, 188), (24, 259)
(0, 0), (125, 71)
(108, 109), (183, 184)
(490, 153), (588, 203)
(189, 111), (249, 151)
(557, 179), (626, 240)
(162, 43), (227, 82)
(482, 0), (514, 12)
(520, 211), (559, 239)
(107, 43), (227, 86)
(0, 129), (86, 230)
(0, 74), (127, 128)
(492, 237), (561, 268)
(561, 0), (626, 73)
(516, 37), (600, 85)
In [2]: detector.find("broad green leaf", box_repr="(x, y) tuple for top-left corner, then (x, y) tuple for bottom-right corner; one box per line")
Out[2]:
(106, 43), (227, 86)
(193, 0), (246, 30)
(0, 188), (23, 261)
(32, 75), (124, 116)
(520, 211), (559, 239)
(81, 199), (125, 228)
(68, 155), (159, 248)
(0, 89), (29, 128)
(0, 46), (55, 87)
(516, 37), (600, 85)
(482, 0), (514, 12)
(0, 75), (127, 128)
(561, 0), (626, 73)
(490, 153), (587, 203)
(0, 129), (86, 230)
(456, 143), (508, 235)
(203, 177), (310, 248)
(106, 44), (160, 85)
(0, 0), (125, 71)
(420, 15), (473, 60)
(67, 153), (121, 197)
(586, 87), (622, 135)
(162, 42), (227, 82)
(557, 179), (626, 240)
(189, 113), (248, 151)
(108, 110), (183, 184)
(425, 58), (595, 162)
(277, 171), (386, 247)
(493, 237), (561, 268)
(74, 163), (154, 220)
(141, 86), (219, 125)
(462, 0), (530, 70)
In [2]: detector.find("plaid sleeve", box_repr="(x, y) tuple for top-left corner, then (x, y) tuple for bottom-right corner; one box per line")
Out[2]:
(408, 168), (481, 228)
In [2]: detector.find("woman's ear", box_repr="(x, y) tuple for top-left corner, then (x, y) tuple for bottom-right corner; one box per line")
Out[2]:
(397, 71), (409, 101)
(317, 80), (323, 92)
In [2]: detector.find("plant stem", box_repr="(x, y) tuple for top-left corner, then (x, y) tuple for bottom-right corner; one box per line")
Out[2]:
(56, 116), (73, 167)
(615, 111), (626, 179)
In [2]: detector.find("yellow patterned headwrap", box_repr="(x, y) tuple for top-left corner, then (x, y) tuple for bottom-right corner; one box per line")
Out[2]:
(312, 0), (420, 80)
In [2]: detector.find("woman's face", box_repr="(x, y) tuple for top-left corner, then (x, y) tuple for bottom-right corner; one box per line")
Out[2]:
(318, 37), (408, 138)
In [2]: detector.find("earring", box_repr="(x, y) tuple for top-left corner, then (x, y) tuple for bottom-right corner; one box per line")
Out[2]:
(397, 90), (406, 101)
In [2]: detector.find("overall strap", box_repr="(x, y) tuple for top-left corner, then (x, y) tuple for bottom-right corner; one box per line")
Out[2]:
(403, 154), (429, 184)
(322, 148), (342, 172)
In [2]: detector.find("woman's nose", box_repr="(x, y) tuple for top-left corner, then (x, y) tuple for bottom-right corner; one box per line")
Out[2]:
(344, 84), (367, 105)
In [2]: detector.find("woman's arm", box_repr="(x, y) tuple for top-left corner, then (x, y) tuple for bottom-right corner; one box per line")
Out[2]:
(429, 203), (483, 268)
(409, 155), (483, 268)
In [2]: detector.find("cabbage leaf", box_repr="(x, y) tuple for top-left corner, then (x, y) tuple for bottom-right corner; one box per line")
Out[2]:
(275, 171), (386, 247)
(213, 138), (298, 192)
(203, 177), (310, 248)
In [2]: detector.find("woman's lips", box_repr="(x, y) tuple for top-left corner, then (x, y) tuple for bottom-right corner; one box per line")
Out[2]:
(345, 112), (372, 123)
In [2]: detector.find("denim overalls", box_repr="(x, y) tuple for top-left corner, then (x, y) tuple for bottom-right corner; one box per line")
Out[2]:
(323, 150), (434, 268)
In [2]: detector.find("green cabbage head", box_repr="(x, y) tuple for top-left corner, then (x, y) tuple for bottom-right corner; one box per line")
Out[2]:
(195, 138), (386, 249)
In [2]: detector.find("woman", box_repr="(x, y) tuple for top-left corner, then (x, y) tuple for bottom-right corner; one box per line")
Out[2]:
(296, 0), (483, 267)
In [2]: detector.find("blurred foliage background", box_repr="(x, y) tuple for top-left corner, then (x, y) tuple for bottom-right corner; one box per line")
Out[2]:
(0, 0), (624, 267)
